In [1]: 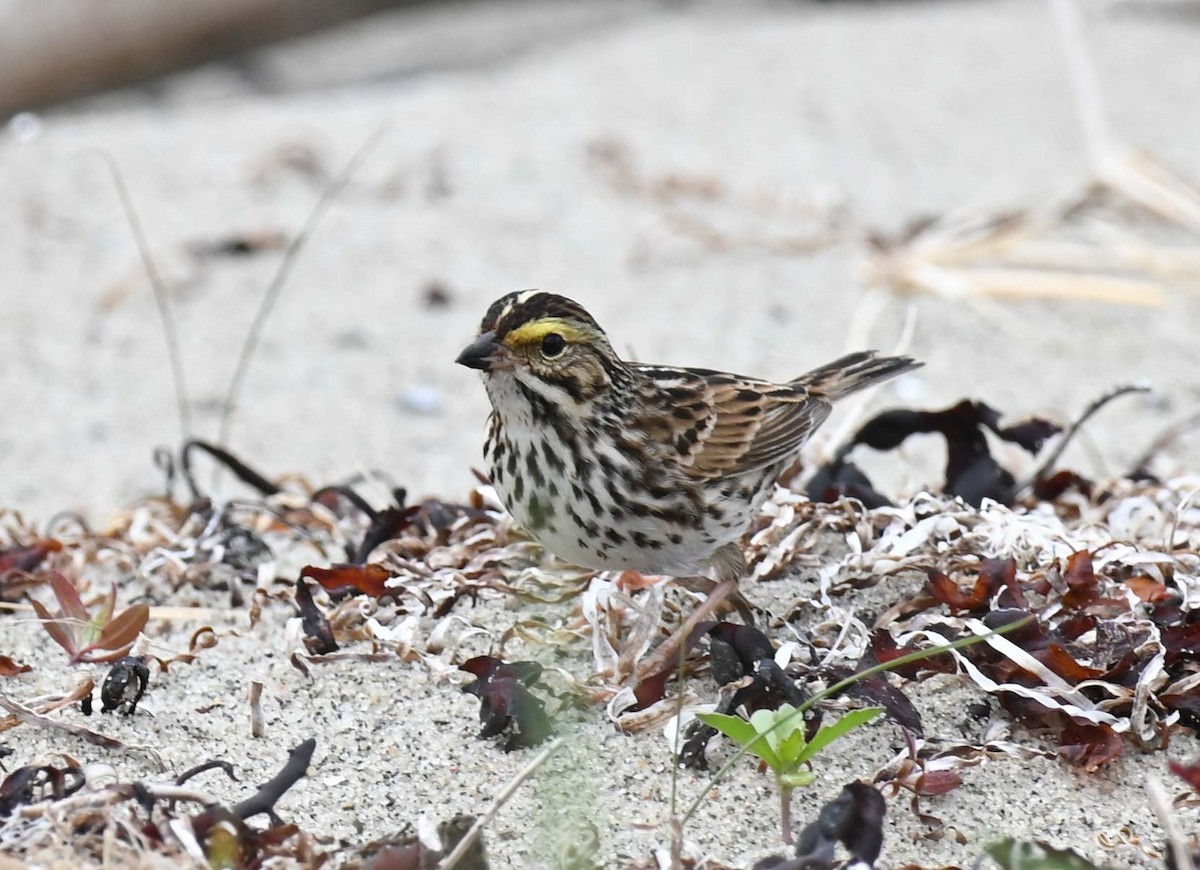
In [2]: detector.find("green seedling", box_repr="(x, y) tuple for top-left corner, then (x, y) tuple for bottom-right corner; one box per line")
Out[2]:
(30, 571), (149, 664)
(675, 615), (1035, 852)
(697, 704), (883, 843)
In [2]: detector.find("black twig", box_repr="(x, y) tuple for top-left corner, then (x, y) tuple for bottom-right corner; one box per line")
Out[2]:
(1025, 383), (1150, 492)
(175, 760), (239, 787)
(230, 737), (316, 824)
(181, 440), (282, 501)
(310, 485), (379, 521)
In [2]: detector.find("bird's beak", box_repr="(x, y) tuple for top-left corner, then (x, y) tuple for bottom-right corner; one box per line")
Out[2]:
(456, 331), (501, 372)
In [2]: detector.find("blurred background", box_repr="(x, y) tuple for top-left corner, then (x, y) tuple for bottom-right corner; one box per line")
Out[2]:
(2, 0), (1198, 522)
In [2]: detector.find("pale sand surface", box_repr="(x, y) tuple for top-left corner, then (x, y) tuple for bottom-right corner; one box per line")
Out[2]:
(2, 0), (1200, 867)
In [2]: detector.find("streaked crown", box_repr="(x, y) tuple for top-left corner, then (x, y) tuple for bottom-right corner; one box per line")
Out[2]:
(461, 290), (627, 405)
(480, 290), (604, 339)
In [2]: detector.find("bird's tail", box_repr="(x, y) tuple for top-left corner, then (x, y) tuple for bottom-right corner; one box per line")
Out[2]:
(794, 351), (922, 400)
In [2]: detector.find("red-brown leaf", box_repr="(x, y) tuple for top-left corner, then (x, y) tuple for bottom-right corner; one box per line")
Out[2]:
(81, 642), (137, 664)
(301, 563), (394, 597)
(925, 569), (991, 613)
(0, 539), (62, 575)
(1058, 720), (1124, 770)
(1125, 576), (1171, 603)
(914, 769), (963, 796)
(1064, 550), (1095, 583)
(866, 629), (956, 679)
(29, 597), (79, 657)
(982, 557), (1027, 610)
(0, 654), (31, 677)
(47, 571), (90, 625)
(1062, 550), (1099, 609)
(256, 823), (301, 849)
(1037, 644), (1105, 683)
(96, 604), (150, 651)
(1169, 759), (1200, 794)
(1161, 621), (1200, 664)
(631, 667), (673, 710)
(191, 626), (219, 651)
(1057, 613), (1097, 641)
(1033, 469), (1091, 501)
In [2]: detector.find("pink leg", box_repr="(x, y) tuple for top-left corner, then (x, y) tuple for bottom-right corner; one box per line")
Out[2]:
(635, 575), (740, 682)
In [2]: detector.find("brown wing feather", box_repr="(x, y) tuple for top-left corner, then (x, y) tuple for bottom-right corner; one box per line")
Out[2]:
(632, 351), (918, 481)
(736, 396), (831, 472)
(632, 366), (831, 481)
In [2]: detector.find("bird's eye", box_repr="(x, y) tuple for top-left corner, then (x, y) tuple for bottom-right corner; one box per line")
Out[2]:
(541, 333), (566, 357)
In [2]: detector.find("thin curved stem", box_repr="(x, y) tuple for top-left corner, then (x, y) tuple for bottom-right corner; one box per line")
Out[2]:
(217, 122), (390, 448)
(101, 153), (192, 440)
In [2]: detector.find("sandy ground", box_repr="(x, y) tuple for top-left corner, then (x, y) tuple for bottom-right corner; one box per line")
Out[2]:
(2, 0), (1200, 867)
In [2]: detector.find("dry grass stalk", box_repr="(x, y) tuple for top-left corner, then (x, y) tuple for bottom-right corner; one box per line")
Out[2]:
(864, 197), (1179, 308)
(866, 0), (1200, 309)
(0, 694), (163, 768)
(249, 681), (265, 738)
(437, 737), (564, 870)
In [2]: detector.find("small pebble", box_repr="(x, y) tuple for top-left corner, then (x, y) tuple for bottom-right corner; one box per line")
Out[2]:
(399, 384), (445, 415)
(7, 112), (43, 143)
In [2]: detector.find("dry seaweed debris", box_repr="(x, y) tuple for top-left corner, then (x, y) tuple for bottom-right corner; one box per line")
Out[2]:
(632, 473), (1199, 862)
(0, 738), (322, 867)
(741, 474), (1200, 757)
(459, 656), (554, 751)
(1, 401), (1198, 865)
(650, 389), (1198, 779)
(627, 395), (1198, 857)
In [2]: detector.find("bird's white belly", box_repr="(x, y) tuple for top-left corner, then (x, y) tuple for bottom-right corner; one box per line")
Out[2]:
(489, 413), (766, 578)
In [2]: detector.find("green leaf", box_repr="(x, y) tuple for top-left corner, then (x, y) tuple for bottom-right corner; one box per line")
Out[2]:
(779, 768), (816, 788)
(695, 711), (757, 748)
(749, 708), (784, 758)
(696, 711), (781, 769)
(985, 838), (1105, 869)
(776, 719), (809, 767)
(85, 582), (119, 645)
(797, 707), (884, 765)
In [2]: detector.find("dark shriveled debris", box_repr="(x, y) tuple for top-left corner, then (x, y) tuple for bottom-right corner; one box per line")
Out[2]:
(1, 428), (1196, 865)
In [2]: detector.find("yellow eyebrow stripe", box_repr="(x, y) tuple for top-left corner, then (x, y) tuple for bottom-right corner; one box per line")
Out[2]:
(503, 317), (592, 347)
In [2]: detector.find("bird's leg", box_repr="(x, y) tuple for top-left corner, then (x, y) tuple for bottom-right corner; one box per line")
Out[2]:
(728, 585), (758, 625)
(634, 574), (740, 683)
(676, 576), (757, 624)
